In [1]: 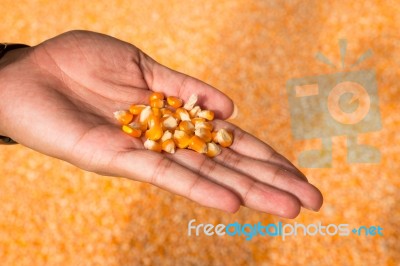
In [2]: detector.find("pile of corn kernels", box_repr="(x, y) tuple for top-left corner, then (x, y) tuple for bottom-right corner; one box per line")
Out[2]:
(113, 92), (233, 157)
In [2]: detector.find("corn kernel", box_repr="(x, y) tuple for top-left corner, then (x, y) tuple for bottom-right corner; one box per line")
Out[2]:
(176, 108), (191, 121)
(189, 106), (201, 118)
(195, 128), (212, 142)
(122, 125), (142, 138)
(214, 128), (233, 147)
(149, 92), (164, 101)
(162, 139), (176, 154)
(161, 108), (173, 116)
(150, 98), (164, 108)
(144, 139), (162, 152)
(188, 135), (207, 153)
(172, 112), (182, 123)
(161, 130), (173, 142)
(191, 117), (206, 125)
(162, 116), (178, 130)
(206, 142), (221, 157)
(133, 122), (146, 132)
(195, 121), (213, 131)
(173, 130), (191, 149)
(146, 127), (163, 141)
(147, 114), (158, 128)
(178, 121), (195, 134)
(197, 110), (214, 121)
(114, 110), (134, 125)
(129, 104), (146, 115)
(139, 106), (152, 127)
(183, 94), (198, 110)
(152, 107), (162, 118)
(146, 115), (163, 141)
(127, 121), (142, 130)
(167, 96), (183, 108)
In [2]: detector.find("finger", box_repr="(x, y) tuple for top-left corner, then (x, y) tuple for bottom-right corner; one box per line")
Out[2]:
(213, 120), (308, 180)
(106, 150), (241, 213)
(215, 148), (323, 211)
(137, 51), (235, 119)
(168, 149), (302, 218)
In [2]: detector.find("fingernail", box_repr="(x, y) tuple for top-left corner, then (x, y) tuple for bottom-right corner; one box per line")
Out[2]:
(228, 103), (239, 120)
(312, 207), (321, 212)
(303, 205), (320, 212)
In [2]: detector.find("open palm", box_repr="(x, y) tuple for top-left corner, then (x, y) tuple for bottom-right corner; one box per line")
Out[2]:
(0, 30), (322, 218)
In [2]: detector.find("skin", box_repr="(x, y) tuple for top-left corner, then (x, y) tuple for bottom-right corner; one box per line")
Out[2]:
(0, 30), (323, 218)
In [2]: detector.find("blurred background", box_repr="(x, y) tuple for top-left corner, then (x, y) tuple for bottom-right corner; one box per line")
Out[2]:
(0, 0), (399, 265)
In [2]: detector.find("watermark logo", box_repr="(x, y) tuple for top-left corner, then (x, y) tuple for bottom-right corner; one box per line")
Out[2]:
(188, 219), (384, 241)
(286, 39), (382, 168)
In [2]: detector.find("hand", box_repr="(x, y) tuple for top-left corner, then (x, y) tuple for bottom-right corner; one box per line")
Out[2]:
(0, 30), (322, 218)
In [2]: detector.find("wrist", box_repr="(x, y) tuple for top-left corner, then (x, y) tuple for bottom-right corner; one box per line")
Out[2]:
(0, 43), (30, 142)
(0, 44), (30, 71)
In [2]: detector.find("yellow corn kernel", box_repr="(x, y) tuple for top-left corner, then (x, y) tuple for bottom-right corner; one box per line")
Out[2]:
(195, 128), (212, 143)
(188, 135), (208, 153)
(191, 117), (206, 125)
(195, 121), (213, 131)
(150, 98), (164, 108)
(144, 139), (162, 152)
(172, 112), (182, 123)
(146, 127), (163, 141)
(167, 96), (183, 108)
(161, 116), (178, 130)
(173, 130), (191, 149)
(147, 114), (157, 128)
(145, 116), (163, 141)
(149, 92), (164, 101)
(183, 94), (198, 110)
(122, 125), (142, 138)
(161, 108), (173, 116)
(197, 110), (214, 121)
(176, 108), (191, 121)
(132, 120), (147, 132)
(178, 121), (195, 134)
(114, 110), (134, 125)
(129, 104), (146, 115)
(206, 142), (221, 157)
(214, 128), (233, 147)
(162, 139), (176, 154)
(127, 121), (142, 130)
(152, 107), (162, 118)
(189, 106), (201, 118)
(161, 130), (173, 142)
(139, 106), (152, 127)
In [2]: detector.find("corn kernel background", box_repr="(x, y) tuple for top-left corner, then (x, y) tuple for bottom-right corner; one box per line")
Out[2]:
(1, 1), (399, 265)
